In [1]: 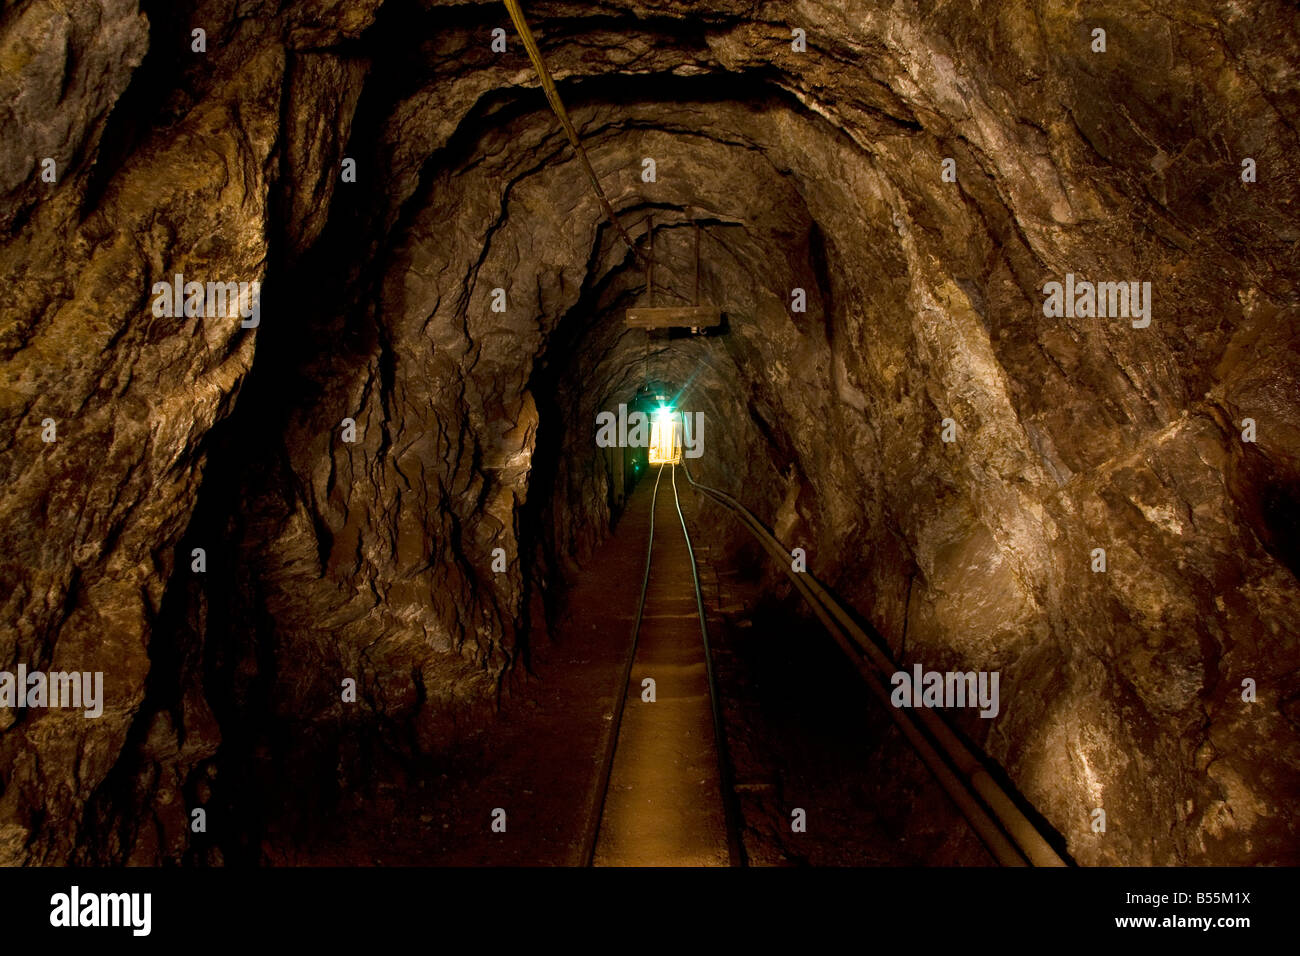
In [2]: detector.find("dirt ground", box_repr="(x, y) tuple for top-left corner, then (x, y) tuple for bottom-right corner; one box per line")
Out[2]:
(262, 474), (989, 866)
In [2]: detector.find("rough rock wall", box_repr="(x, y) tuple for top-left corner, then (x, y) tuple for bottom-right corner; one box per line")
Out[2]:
(1, 0), (1296, 865)
(0, 0), (387, 865)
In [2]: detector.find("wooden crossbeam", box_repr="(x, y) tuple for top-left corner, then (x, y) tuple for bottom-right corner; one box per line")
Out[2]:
(625, 306), (722, 329)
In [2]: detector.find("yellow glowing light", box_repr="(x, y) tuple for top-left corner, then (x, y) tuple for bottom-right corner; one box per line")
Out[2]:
(648, 407), (681, 465)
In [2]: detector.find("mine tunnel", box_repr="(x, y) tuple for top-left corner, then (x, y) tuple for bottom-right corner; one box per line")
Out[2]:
(2, 0), (1299, 871)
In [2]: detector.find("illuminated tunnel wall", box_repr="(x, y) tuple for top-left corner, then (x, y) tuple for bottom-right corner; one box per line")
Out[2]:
(1, 0), (1297, 867)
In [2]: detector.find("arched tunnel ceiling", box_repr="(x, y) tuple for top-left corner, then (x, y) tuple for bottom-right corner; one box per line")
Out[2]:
(1, 0), (1298, 869)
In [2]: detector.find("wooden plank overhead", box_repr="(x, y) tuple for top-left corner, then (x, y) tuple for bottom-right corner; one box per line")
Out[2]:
(625, 306), (722, 329)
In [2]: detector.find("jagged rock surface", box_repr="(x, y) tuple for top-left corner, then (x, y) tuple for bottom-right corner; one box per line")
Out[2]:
(1, 0), (1297, 864)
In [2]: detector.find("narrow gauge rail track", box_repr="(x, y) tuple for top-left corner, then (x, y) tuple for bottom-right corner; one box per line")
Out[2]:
(581, 462), (1066, 868)
(582, 464), (745, 867)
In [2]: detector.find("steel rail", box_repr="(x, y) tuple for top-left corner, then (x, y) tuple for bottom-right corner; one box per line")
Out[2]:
(580, 463), (664, 866)
(670, 464), (748, 867)
(680, 463), (1068, 868)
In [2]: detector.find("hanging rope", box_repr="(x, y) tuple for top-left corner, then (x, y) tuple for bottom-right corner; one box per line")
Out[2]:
(502, 0), (643, 263)
(645, 213), (653, 392)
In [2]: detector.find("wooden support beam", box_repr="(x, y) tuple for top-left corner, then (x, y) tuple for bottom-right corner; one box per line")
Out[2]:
(625, 306), (722, 329)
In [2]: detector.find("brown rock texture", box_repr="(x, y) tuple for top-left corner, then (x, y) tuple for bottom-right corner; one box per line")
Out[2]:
(1, 0), (1297, 865)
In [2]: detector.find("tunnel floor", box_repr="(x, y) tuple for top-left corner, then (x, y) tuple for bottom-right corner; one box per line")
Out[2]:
(706, 560), (994, 865)
(262, 475), (653, 864)
(255, 470), (992, 865)
(592, 467), (730, 866)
